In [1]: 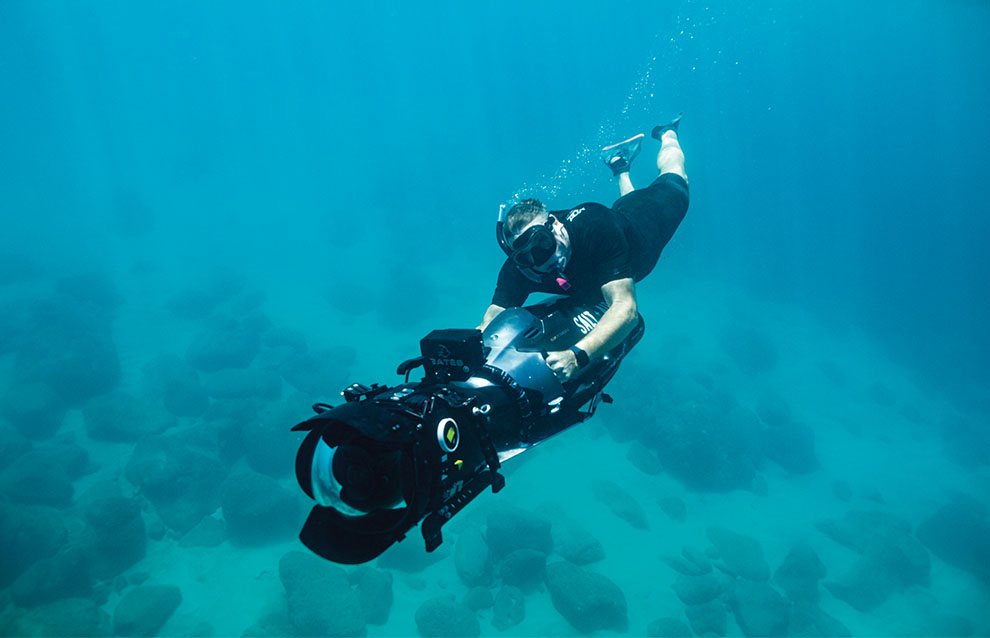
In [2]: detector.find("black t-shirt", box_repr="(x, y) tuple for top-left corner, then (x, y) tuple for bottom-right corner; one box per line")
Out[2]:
(492, 203), (633, 307)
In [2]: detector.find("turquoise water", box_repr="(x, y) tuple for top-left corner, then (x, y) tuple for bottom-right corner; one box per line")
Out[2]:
(1, 1), (988, 636)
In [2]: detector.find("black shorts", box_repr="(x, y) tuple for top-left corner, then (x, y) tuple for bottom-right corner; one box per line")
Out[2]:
(612, 172), (689, 281)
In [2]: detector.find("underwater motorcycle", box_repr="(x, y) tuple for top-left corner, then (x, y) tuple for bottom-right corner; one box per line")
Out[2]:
(292, 295), (644, 564)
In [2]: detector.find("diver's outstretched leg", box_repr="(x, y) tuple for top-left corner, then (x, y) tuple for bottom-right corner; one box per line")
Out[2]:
(601, 133), (644, 197)
(653, 114), (687, 182)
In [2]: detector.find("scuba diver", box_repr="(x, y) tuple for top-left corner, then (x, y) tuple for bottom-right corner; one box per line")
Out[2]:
(291, 115), (690, 564)
(481, 115), (689, 383)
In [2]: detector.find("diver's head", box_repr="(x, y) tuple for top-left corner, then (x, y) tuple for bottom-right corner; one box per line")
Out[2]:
(499, 199), (570, 274)
(504, 199), (547, 238)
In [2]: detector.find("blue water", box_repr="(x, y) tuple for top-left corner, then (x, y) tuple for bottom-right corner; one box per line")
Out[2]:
(1, 1), (988, 636)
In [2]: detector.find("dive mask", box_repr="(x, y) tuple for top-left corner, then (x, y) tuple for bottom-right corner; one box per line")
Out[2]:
(496, 204), (559, 272)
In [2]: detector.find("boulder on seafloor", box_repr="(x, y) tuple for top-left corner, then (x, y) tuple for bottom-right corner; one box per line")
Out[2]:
(822, 559), (892, 613)
(551, 517), (605, 565)
(81, 496), (146, 580)
(0, 451), (74, 507)
(706, 525), (771, 581)
(682, 545), (713, 574)
(203, 367), (281, 401)
(486, 505), (553, 559)
(816, 509), (930, 611)
(545, 561), (627, 632)
(166, 377), (209, 417)
(672, 573), (722, 605)
(939, 413), (990, 468)
(627, 441), (663, 475)
(659, 496), (687, 523)
(83, 392), (175, 443)
(143, 355), (210, 418)
(112, 585), (183, 638)
(762, 420), (819, 474)
(55, 272), (120, 310)
(1, 437), (90, 507)
(240, 401), (304, 479)
(664, 544), (713, 576)
(0, 423), (30, 468)
(774, 542), (826, 602)
(500, 548), (547, 591)
(0, 502), (67, 588)
(647, 616), (693, 637)
(462, 587), (494, 611)
(414, 596), (480, 638)
(454, 527), (491, 587)
(221, 470), (300, 546)
(653, 403), (762, 492)
(263, 326), (308, 352)
(492, 585), (525, 631)
(280, 349), (353, 397)
(591, 479), (649, 529)
(10, 546), (91, 607)
(1, 382), (66, 439)
(0, 597), (110, 637)
(279, 551), (366, 637)
(186, 315), (260, 372)
(125, 434), (226, 533)
(755, 389), (791, 427)
(719, 323), (778, 376)
(824, 559), (929, 611)
(165, 288), (218, 320)
(917, 497), (990, 585)
(816, 510), (909, 554)
(729, 579), (790, 637)
(685, 599), (727, 637)
(349, 566), (393, 625)
(12, 301), (121, 405)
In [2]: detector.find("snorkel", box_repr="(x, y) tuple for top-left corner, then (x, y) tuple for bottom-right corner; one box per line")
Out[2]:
(496, 203), (513, 256)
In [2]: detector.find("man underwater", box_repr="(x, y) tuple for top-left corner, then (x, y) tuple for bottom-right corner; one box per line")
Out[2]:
(478, 115), (689, 382)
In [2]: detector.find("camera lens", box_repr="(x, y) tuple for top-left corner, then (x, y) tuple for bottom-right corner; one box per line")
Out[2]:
(333, 445), (376, 501)
(310, 437), (404, 515)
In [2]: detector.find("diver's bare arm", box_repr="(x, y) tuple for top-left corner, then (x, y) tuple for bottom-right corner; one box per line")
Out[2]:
(476, 304), (506, 331)
(575, 278), (638, 360)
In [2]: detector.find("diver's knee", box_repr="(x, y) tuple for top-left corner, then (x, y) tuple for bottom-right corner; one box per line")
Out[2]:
(660, 166), (688, 184)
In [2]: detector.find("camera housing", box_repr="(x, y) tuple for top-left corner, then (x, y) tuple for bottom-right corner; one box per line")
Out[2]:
(420, 329), (487, 382)
(292, 295), (643, 564)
